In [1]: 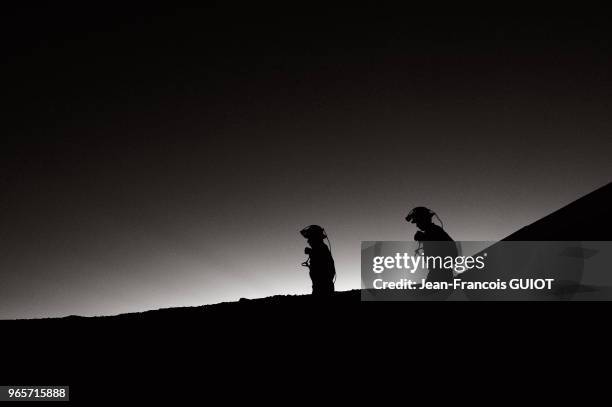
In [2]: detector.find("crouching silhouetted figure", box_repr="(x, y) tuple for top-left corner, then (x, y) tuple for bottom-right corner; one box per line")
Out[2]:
(300, 225), (336, 297)
(405, 207), (457, 285)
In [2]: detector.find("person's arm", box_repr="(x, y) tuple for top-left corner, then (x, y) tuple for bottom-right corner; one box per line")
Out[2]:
(301, 247), (312, 268)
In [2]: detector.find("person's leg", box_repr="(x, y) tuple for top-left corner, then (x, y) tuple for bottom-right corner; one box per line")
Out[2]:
(312, 280), (321, 296)
(316, 280), (333, 297)
(327, 280), (335, 295)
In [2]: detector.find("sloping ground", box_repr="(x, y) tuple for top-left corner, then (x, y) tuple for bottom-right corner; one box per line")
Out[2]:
(460, 182), (612, 300)
(503, 182), (611, 241)
(6, 182), (612, 322)
(8, 290), (361, 323)
(5, 183), (611, 402)
(74, 289), (362, 322)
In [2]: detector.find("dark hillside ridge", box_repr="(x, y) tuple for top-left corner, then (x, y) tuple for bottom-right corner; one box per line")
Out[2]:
(5, 183), (611, 402)
(504, 182), (611, 241)
(5, 181), (611, 322)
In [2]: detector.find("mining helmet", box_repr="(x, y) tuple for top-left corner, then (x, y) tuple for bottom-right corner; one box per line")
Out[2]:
(300, 225), (327, 240)
(405, 207), (435, 223)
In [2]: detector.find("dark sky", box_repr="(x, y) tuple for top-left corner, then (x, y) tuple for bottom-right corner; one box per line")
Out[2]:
(2, 7), (611, 318)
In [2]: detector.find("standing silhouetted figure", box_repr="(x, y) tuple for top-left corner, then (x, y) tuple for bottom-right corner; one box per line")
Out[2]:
(406, 207), (457, 284)
(300, 225), (336, 297)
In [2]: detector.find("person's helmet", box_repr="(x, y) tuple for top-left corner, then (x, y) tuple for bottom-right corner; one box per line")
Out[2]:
(405, 207), (435, 224)
(300, 225), (327, 240)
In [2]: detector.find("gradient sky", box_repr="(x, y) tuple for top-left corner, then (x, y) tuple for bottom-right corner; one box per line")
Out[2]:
(2, 8), (612, 318)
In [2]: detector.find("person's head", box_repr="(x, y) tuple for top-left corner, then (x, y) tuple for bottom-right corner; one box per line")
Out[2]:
(300, 225), (327, 245)
(405, 207), (435, 231)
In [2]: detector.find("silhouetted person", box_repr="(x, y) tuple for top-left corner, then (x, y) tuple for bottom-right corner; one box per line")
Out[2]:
(405, 207), (457, 285)
(300, 225), (336, 297)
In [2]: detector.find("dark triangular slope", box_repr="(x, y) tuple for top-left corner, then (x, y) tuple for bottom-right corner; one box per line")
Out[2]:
(503, 182), (612, 241)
